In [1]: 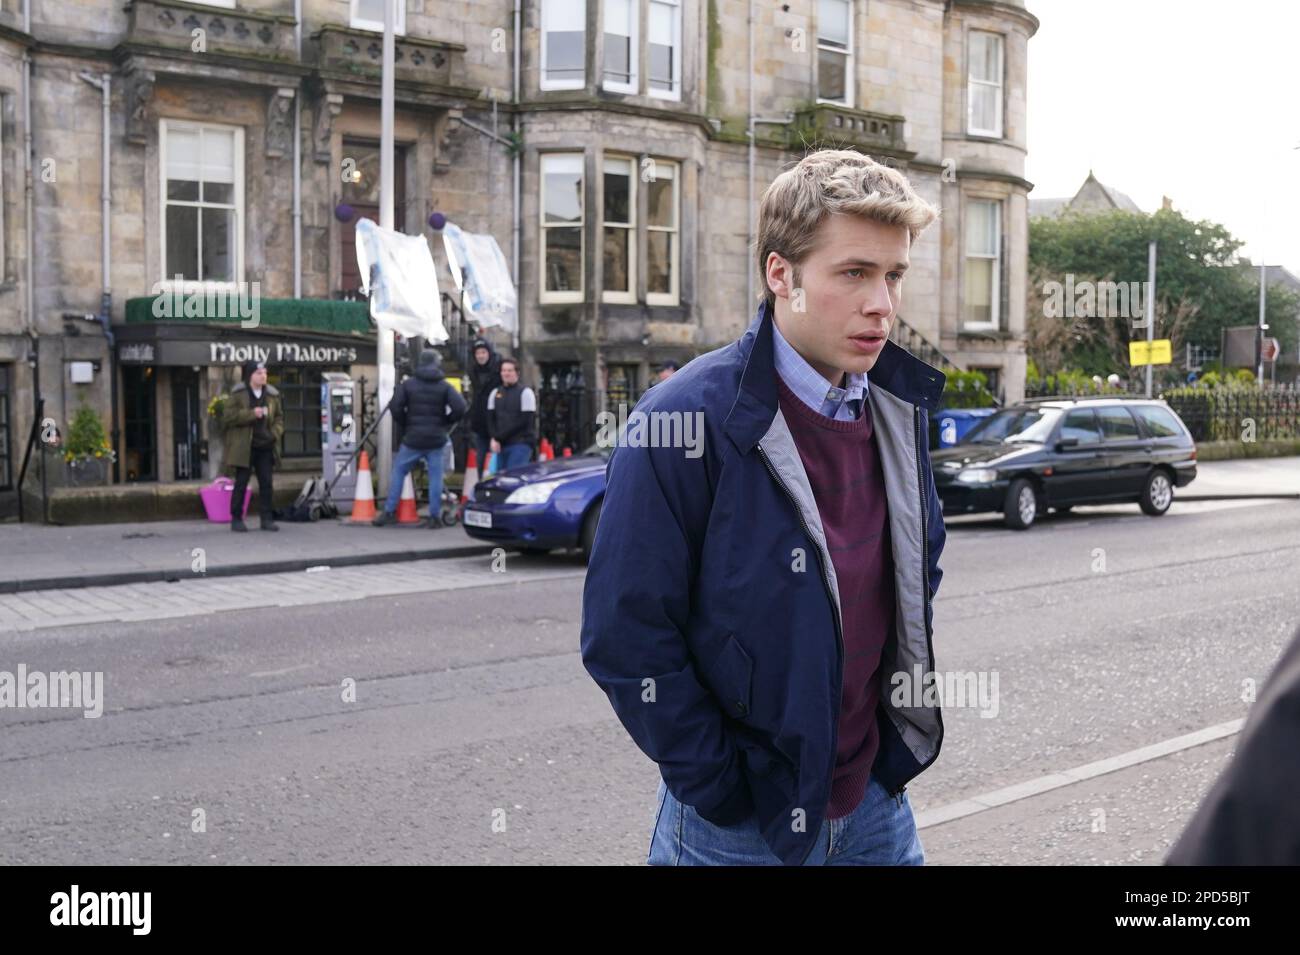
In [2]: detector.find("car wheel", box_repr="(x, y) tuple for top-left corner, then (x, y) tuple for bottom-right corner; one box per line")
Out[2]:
(1139, 468), (1174, 516)
(580, 499), (603, 562)
(1003, 478), (1038, 530)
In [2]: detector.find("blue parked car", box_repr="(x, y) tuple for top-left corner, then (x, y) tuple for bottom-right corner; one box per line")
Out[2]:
(462, 444), (609, 558)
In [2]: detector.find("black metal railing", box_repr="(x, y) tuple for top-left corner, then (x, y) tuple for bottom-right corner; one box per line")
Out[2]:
(437, 291), (478, 380)
(889, 315), (951, 372)
(538, 365), (588, 454)
(891, 315), (1003, 408)
(1160, 384), (1300, 443)
(16, 397), (49, 522)
(354, 375), (381, 467)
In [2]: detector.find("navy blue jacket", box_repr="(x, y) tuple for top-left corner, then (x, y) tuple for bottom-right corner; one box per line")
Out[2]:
(392, 350), (467, 450)
(580, 299), (948, 865)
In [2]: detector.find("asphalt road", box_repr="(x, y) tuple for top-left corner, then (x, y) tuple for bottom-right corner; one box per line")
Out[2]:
(2, 496), (1297, 864)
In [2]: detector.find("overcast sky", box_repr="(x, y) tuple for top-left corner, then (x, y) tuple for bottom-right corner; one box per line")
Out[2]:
(1025, 0), (1300, 276)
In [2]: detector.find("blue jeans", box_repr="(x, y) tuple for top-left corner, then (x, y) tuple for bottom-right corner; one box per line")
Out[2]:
(647, 775), (925, 866)
(472, 431), (492, 476)
(498, 442), (533, 473)
(383, 442), (445, 515)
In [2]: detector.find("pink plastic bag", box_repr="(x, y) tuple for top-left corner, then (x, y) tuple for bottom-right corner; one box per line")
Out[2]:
(200, 477), (253, 523)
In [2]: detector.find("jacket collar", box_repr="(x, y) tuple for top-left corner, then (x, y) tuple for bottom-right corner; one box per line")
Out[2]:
(723, 299), (946, 453)
(232, 382), (280, 397)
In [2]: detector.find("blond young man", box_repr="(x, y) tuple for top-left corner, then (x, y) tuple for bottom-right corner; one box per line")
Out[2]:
(581, 149), (948, 865)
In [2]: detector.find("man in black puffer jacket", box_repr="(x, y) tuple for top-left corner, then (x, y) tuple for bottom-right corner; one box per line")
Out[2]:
(373, 349), (468, 528)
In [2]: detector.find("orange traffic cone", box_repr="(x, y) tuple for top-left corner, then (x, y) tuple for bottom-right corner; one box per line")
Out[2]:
(540, 438), (553, 461)
(396, 473), (420, 524)
(351, 450), (377, 521)
(562, 446), (572, 458)
(462, 448), (479, 503)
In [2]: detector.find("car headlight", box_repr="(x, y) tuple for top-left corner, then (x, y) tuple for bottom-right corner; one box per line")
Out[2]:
(956, 468), (999, 484)
(505, 480), (565, 505)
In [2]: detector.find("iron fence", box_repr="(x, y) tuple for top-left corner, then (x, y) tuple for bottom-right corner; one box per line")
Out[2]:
(1160, 385), (1300, 442)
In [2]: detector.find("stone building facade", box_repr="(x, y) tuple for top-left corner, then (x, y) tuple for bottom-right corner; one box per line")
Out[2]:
(511, 0), (1038, 422)
(0, 0), (1036, 515)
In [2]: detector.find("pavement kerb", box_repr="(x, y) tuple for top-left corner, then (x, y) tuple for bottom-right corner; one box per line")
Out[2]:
(0, 543), (499, 595)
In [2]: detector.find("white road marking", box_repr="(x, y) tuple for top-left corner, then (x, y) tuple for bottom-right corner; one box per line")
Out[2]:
(914, 718), (1245, 829)
(249, 663), (316, 679)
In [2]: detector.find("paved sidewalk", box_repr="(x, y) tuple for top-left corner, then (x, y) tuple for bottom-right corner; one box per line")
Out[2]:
(0, 456), (1293, 593)
(0, 553), (585, 633)
(1177, 455), (1299, 499)
(0, 517), (496, 593)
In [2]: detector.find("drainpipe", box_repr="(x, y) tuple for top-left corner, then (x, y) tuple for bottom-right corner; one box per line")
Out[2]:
(78, 71), (117, 483)
(23, 2), (44, 518)
(293, 0), (302, 297)
(449, 8), (522, 353)
(452, 111), (517, 356)
(512, 0), (521, 352)
(377, 0), (396, 496)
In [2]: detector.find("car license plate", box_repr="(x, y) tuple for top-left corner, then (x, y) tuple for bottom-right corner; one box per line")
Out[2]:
(464, 509), (492, 528)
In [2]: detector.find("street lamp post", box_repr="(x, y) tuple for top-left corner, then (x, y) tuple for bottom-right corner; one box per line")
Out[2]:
(1257, 261), (1267, 387)
(1145, 240), (1156, 398)
(376, 0), (396, 496)
(1253, 144), (1298, 387)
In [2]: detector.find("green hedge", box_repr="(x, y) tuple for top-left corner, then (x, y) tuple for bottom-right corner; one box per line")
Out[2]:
(125, 296), (371, 335)
(1161, 385), (1300, 442)
(941, 367), (998, 408)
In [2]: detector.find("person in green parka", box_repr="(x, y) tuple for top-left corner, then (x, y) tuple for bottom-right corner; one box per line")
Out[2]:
(221, 360), (285, 532)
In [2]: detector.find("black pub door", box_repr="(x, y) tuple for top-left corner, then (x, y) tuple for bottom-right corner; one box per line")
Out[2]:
(122, 365), (157, 482)
(172, 368), (201, 480)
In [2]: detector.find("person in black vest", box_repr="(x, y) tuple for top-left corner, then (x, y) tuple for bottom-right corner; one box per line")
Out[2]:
(373, 349), (468, 528)
(487, 358), (537, 472)
(467, 337), (502, 477)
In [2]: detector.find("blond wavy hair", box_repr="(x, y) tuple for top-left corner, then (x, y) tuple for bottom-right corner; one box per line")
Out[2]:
(756, 149), (939, 308)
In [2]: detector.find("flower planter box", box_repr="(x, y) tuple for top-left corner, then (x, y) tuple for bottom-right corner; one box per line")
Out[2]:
(65, 458), (109, 487)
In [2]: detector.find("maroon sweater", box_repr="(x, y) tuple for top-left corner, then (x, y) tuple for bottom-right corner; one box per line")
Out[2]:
(776, 375), (896, 820)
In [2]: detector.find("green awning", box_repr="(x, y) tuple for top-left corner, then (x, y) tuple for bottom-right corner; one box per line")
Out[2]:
(125, 295), (372, 336)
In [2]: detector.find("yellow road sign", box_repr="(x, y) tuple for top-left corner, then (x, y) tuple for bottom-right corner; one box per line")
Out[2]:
(1130, 339), (1172, 366)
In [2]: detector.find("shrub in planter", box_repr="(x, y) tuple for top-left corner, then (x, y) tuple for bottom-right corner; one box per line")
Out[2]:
(64, 406), (115, 486)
